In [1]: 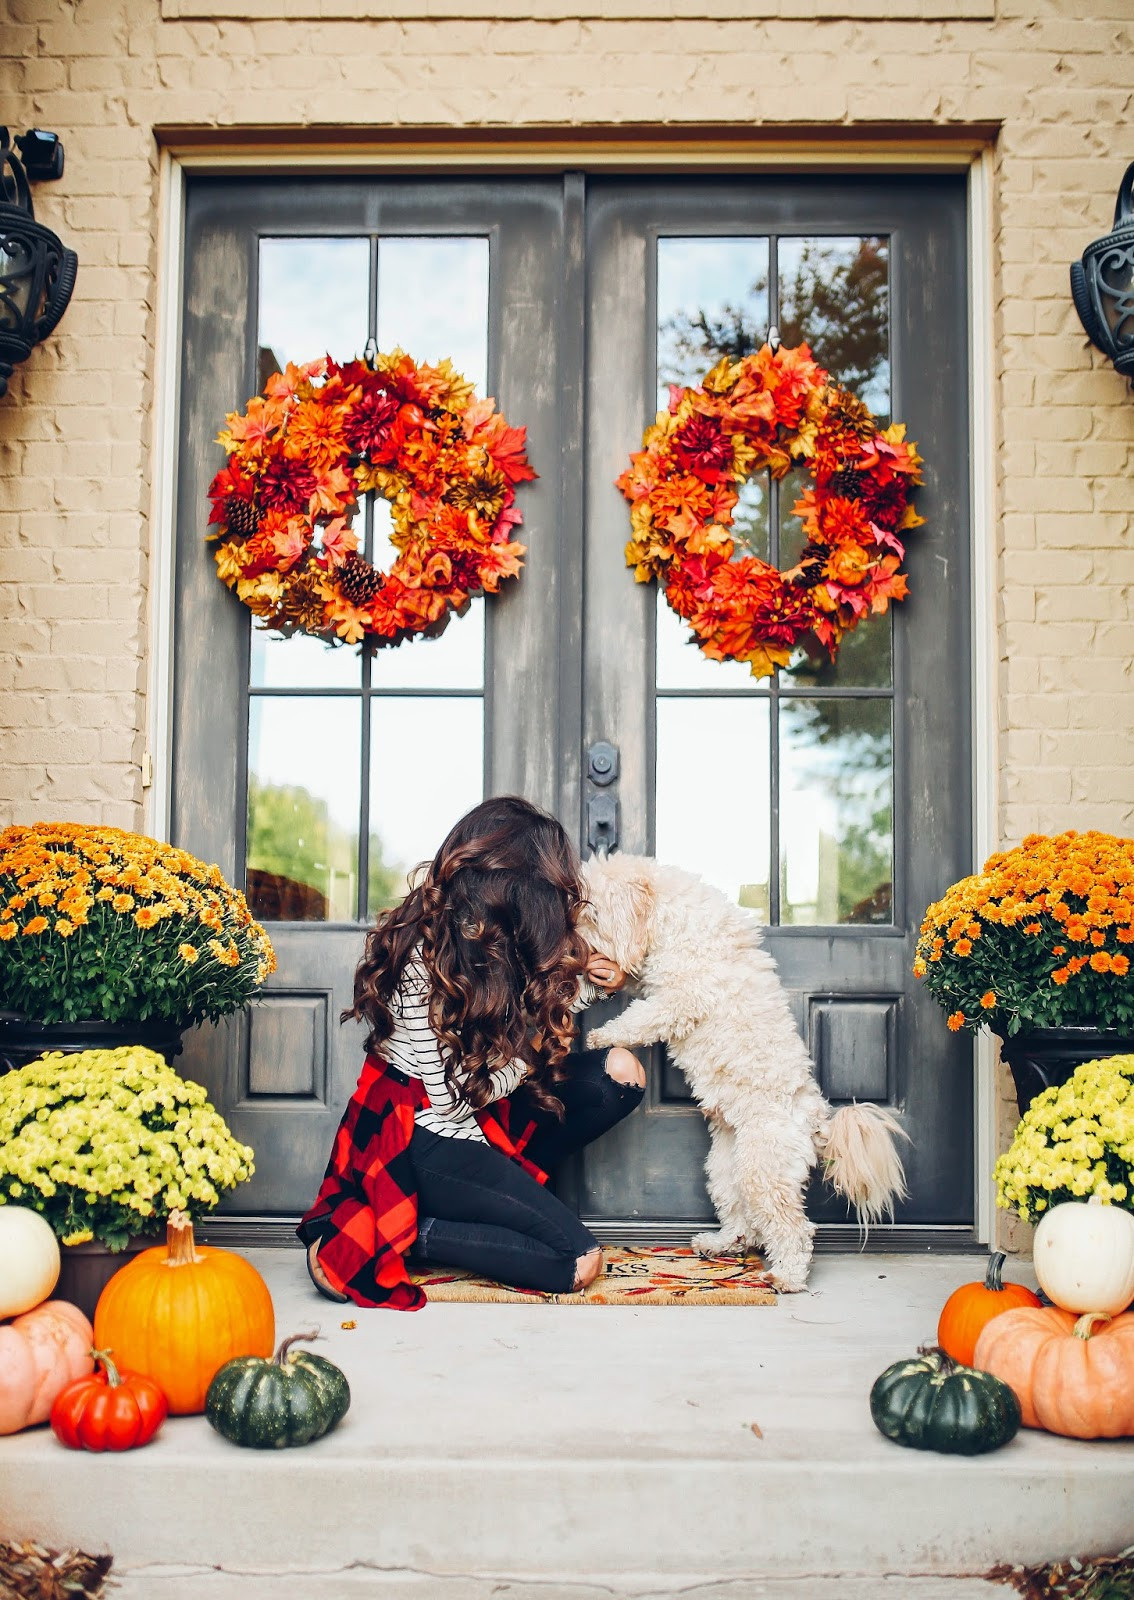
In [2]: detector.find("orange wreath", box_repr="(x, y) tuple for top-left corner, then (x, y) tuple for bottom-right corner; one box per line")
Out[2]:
(616, 343), (924, 678)
(207, 350), (534, 646)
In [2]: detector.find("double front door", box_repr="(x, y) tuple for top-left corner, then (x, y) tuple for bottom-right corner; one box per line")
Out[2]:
(173, 170), (973, 1238)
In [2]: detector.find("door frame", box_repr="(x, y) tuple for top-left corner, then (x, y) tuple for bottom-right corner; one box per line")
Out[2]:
(144, 133), (999, 1244)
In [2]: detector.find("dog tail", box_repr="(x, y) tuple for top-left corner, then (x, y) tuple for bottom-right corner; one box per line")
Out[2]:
(818, 1103), (909, 1225)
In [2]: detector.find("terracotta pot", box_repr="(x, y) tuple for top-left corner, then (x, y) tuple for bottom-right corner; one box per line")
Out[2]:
(0, 1015), (184, 1075)
(996, 1027), (1134, 1117)
(56, 1235), (163, 1322)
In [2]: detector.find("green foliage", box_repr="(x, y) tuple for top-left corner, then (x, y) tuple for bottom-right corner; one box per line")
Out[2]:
(245, 777), (403, 920)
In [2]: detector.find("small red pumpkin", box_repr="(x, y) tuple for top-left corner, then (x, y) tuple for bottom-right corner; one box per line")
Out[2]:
(937, 1252), (1041, 1367)
(50, 1350), (167, 1452)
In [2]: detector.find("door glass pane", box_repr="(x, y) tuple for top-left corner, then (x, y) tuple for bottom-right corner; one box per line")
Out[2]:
(777, 236), (890, 420)
(655, 698), (770, 915)
(656, 590), (760, 691)
(783, 615), (893, 691)
(377, 237), (490, 391)
(370, 601), (485, 691)
(257, 237), (371, 382)
(657, 236), (770, 402)
(779, 697), (893, 926)
(253, 238), (371, 685)
(369, 697), (484, 913)
(246, 697), (361, 923)
(250, 631), (360, 689)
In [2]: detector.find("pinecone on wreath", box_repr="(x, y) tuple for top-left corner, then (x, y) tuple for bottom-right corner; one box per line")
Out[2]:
(827, 468), (865, 501)
(794, 541), (831, 588)
(225, 497), (260, 539)
(335, 551), (384, 608)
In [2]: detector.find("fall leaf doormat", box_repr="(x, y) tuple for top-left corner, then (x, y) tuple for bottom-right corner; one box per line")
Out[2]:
(410, 1245), (777, 1305)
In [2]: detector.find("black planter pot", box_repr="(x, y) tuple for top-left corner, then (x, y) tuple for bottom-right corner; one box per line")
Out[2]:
(56, 1234), (161, 1322)
(0, 1015), (184, 1075)
(996, 1027), (1134, 1117)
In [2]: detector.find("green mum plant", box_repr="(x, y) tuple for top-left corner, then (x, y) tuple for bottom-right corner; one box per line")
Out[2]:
(914, 831), (1134, 1039)
(0, 1047), (255, 1249)
(0, 822), (275, 1027)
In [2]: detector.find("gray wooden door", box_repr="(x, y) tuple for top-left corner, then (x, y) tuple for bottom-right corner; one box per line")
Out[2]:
(572, 177), (972, 1238)
(172, 172), (972, 1240)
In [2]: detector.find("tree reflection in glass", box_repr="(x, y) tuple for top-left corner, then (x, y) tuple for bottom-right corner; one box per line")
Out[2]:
(779, 698), (893, 926)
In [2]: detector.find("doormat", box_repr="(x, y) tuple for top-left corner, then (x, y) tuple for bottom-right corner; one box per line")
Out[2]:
(410, 1245), (777, 1305)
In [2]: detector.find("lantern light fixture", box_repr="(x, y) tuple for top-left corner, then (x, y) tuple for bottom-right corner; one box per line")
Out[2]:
(0, 126), (77, 398)
(1070, 161), (1134, 382)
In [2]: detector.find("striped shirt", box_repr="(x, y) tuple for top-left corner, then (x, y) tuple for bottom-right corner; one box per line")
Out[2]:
(386, 951), (595, 1143)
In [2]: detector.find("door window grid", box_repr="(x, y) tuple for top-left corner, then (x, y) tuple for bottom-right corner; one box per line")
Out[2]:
(244, 235), (490, 925)
(652, 232), (896, 927)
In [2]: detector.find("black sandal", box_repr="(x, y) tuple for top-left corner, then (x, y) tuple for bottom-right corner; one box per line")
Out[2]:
(306, 1240), (350, 1304)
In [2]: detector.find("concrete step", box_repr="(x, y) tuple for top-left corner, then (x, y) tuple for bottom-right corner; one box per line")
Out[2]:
(2, 1252), (1131, 1586)
(108, 1569), (1007, 1598)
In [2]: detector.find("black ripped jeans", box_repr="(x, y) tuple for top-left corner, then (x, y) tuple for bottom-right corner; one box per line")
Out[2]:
(409, 1049), (643, 1294)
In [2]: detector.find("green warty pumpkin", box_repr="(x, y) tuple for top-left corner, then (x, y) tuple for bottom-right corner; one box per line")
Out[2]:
(205, 1331), (350, 1449)
(869, 1346), (1021, 1455)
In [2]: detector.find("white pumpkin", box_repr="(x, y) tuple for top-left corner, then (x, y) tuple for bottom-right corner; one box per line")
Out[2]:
(0, 1203), (61, 1318)
(0, 1206), (61, 1318)
(1034, 1197), (1134, 1316)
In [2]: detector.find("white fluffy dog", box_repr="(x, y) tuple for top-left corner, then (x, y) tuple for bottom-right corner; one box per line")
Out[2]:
(580, 853), (908, 1292)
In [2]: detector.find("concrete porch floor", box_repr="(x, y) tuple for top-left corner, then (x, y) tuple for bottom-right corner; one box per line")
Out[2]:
(2, 1249), (1133, 1599)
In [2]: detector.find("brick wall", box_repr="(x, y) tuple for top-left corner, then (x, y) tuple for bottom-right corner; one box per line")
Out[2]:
(2, 0), (1132, 1238)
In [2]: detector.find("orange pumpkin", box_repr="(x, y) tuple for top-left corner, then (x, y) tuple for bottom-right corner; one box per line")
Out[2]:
(0, 1300), (94, 1434)
(93, 1210), (274, 1415)
(974, 1306), (1134, 1438)
(937, 1252), (1041, 1367)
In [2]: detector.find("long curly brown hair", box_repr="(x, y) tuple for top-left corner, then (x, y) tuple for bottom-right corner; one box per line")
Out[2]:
(348, 796), (589, 1117)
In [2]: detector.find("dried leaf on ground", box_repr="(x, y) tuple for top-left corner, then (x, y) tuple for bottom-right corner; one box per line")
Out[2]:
(0, 1539), (113, 1600)
(988, 1547), (1134, 1600)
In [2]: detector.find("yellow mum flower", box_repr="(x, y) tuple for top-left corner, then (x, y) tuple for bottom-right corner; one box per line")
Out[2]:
(178, 943), (200, 964)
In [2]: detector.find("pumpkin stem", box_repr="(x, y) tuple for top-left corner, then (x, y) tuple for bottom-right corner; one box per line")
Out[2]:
(916, 1343), (956, 1374)
(983, 1252), (1006, 1293)
(91, 1349), (123, 1388)
(165, 1208), (201, 1267)
(1073, 1312), (1112, 1341)
(275, 1329), (323, 1366)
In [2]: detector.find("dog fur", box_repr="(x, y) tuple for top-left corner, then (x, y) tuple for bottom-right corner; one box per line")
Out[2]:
(579, 853), (908, 1292)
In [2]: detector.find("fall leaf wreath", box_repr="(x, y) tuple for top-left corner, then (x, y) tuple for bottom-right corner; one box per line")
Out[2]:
(207, 351), (535, 646)
(616, 343), (924, 678)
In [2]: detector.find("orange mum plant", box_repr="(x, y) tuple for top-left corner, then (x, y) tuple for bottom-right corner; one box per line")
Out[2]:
(0, 824), (276, 1027)
(915, 832), (1134, 1039)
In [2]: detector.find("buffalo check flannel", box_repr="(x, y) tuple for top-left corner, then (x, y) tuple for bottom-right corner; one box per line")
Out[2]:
(296, 1055), (546, 1310)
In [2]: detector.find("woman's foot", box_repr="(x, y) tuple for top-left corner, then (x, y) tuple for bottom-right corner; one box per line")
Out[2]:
(306, 1240), (350, 1303)
(573, 1245), (604, 1292)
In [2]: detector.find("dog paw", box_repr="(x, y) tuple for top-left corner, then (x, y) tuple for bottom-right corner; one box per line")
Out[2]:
(768, 1270), (810, 1294)
(585, 1028), (614, 1050)
(691, 1231), (744, 1259)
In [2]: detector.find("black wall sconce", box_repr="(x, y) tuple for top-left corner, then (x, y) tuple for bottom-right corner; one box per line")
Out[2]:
(1071, 161), (1134, 381)
(0, 127), (78, 398)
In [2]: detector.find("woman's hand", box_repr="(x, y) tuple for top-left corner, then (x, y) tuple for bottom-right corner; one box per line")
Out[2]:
(585, 952), (627, 991)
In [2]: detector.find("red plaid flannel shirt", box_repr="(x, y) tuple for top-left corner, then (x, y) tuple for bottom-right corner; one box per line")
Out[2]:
(296, 1055), (546, 1310)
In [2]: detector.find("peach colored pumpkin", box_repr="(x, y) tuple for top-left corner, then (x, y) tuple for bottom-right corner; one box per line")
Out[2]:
(974, 1305), (1134, 1438)
(0, 1300), (95, 1434)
